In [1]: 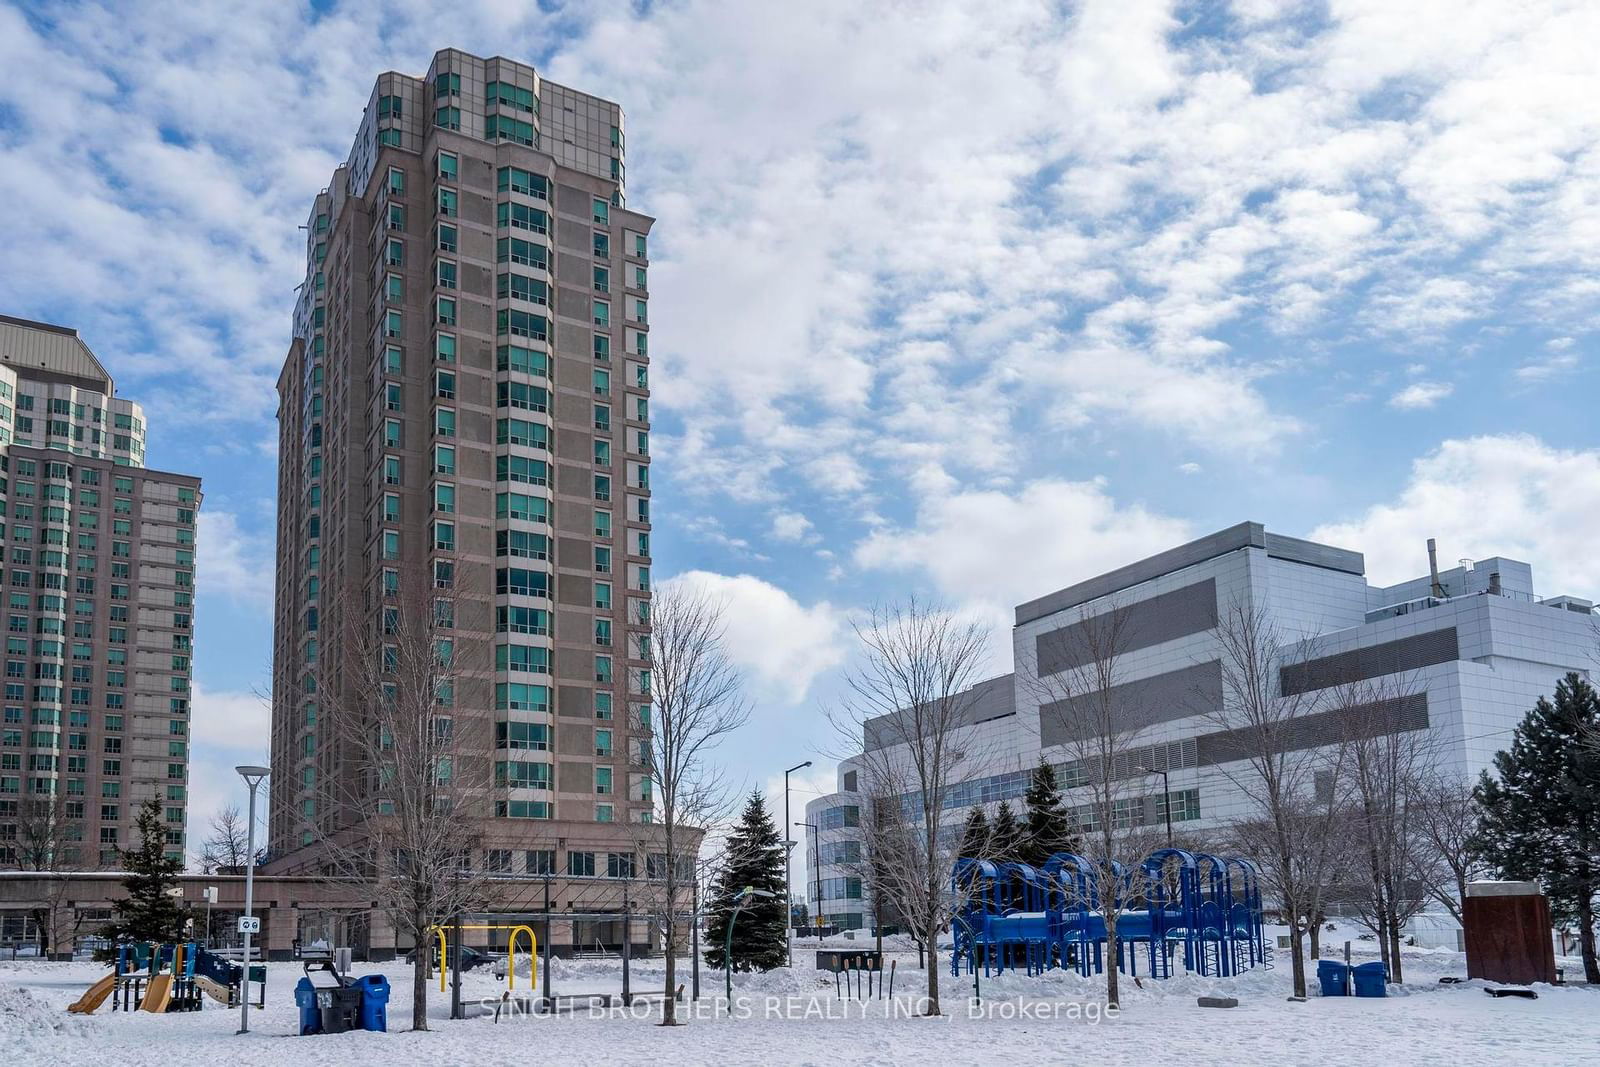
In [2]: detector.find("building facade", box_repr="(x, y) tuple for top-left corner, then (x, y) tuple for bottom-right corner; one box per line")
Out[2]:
(267, 51), (657, 946)
(806, 521), (1595, 930)
(0, 315), (201, 872)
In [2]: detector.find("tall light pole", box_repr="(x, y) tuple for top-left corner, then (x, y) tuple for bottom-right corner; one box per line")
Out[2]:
(234, 765), (269, 1035)
(1137, 765), (1173, 847)
(783, 760), (811, 967)
(797, 821), (821, 939)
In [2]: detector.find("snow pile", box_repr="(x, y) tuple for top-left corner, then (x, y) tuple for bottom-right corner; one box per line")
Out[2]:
(0, 980), (83, 1040)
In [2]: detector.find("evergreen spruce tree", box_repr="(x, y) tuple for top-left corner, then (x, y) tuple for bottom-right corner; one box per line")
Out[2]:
(97, 798), (190, 959)
(703, 791), (789, 971)
(989, 800), (1023, 862)
(1020, 759), (1080, 867)
(1475, 672), (1600, 983)
(957, 807), (990, 859)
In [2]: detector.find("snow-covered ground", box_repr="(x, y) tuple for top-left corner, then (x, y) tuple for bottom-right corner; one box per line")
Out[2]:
(3, 928), (1596, 1066)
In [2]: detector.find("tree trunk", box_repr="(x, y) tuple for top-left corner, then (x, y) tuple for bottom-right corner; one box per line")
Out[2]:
(1578, 892), (1600, 984)
(1374, 907), (1391, 980)
(662, 915), (679, 1025)
(412, 936), (429, 1031)
(1287, 916), (1307, 999)
(31, 907), (51, 958)
(1370, 865), (1390, 981)
(1309, 920), (1320, 960)
(1387, 915), (1404, 983)
(1104, 918), (1120, 1008)
(922, 918), (941, 1015)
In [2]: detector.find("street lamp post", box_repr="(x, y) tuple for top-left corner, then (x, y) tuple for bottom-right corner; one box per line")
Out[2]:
(725, 886), (775, 1001)
(797, 821), (821, 939)
(234, 765), (269, 1036)
(783, 760), (811, 967)
(1137, 765), (1173, 847)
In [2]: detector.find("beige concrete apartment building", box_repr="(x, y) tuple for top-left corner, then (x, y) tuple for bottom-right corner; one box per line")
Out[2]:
(0, 314), (201, 891)
(267, 50), (658, 952)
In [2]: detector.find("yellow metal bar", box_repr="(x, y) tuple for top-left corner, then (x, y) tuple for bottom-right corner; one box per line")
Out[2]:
(430, 925), (447, 993)
(426, 923), (538, 992)
(505, 924), (538, 991)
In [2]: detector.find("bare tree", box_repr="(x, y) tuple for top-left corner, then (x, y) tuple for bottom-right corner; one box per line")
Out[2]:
(628, 582), (748, 1026)
(858, 794), (934, 965)
(1027, 599), (1168, 1009)
(831, 598), (989, 1017)
(1411, 776), (1489, 925)
(312, 556), (495, 1031)
(1336, 679), (1440, 982)
(5, 791), (82, 955)
(1203, 599), (1350, 999)
(199, 805), (251, 873)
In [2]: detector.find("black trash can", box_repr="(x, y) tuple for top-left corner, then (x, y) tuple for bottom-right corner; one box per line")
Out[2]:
(317, 983), (363, 1034)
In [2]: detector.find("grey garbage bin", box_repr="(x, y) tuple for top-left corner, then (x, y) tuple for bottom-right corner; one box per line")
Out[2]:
(317, 983), (362, 1034)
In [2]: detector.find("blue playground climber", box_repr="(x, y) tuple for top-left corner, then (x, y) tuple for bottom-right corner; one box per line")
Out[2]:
(951, 848), (1271, 981)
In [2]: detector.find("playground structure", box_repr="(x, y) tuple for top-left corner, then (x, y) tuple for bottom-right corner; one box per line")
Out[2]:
(430, 909), (687, 1016)
(951, 848), (1270, 981)
(66, 942), (266, 1016)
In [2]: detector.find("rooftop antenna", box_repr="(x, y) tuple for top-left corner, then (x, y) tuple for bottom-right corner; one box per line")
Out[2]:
(1427, 538), (1445, 598)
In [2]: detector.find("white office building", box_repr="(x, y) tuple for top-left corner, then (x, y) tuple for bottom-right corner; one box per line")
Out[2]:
(804, 521), (1595, 930)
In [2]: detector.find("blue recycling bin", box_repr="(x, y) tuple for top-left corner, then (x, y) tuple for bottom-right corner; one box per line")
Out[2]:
(354, 974), (389, 1032)
(293, 977), (323, 1035)
(1317, 959), (1350, 997)
(1352, 961), (1387, 997)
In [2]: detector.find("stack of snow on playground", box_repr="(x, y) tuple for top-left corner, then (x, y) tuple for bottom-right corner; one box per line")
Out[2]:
(952, 848), (1268, 980)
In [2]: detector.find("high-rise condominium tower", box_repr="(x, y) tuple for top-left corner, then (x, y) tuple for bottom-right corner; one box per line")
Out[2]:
(0, 315), (201, 870)
(269, 51), (654, 885)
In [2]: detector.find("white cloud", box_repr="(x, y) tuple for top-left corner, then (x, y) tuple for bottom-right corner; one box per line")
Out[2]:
(1367, 278), (1491, 338)
(759, 763), (841, 854)
(853, 478), (1191, 616)
(185, 683), (271, 868)
(770, 510), (818, 544)
(6, 1), (1600, 597)
(683, 515), (769, 561)
(188, 683), (270, 750)
(1312, 434), (1600, 593)
(661, 571), (847, 704)
(1514, 351), (1580, 382)
(1388, 381), (1454, 410)
(1177, 461), (1203, 475)
(196, 509), (274, 611)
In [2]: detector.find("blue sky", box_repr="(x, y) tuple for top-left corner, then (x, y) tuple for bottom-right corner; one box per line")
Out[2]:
(2, 0), (1597, 856)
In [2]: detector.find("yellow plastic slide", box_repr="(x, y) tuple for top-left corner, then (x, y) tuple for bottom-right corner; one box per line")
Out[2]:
(67, 974), (116, 1015)
(139, 973), (174, 1013)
